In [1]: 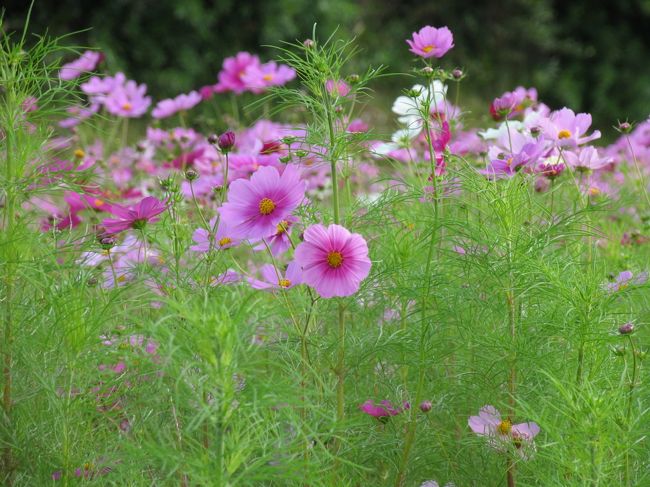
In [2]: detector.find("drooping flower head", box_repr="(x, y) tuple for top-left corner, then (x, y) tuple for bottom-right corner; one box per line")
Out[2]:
(59, 51), (103, 81)
(294, 224), (371, 298)
(468, 405), (540, 458)
(219, 165), (306, 239)
(406, 26), (454, 58)
(360, 399), (410, 420)
(102, 196), (167, 234)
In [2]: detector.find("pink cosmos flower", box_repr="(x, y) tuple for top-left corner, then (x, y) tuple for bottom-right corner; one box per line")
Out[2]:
(406, 26), (454, 58)
(541, 108), (601, 147)
(359, 399), (410, 419)
(151, 91), (202, 119)
(59, 50), (103, 81)
(248, 261), (303, 291)
(190, 217), (239, 252)
(563, 146), (612, 172)
(469, 405), (540, 457)
(103, 79), (151, 118)
(604, 270), (648, 293)
(102, 196), (167, 234)
(219, 165), (306, 239)
(241, 61), (296, 94)
(294, 224), (371, 298)
(253, 215), (298, 256)
(325, 79), (351, 97)
(215, 52), (261, 94)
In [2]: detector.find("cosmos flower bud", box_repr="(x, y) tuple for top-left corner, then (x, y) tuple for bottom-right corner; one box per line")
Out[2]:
(452, 68), (463, 80)
(295, 150), (308, 158)
(207, 133), (219, 145)
(279, 155), (291, 164)
(419, 401), (432, 413)
(530, 126), (542, 137)
(346, 74), (360, 84)
(618, 322), (635, 335)
(617, 121), (632, 134)
(99, 235), (116, 249)
(421, 66), (434, 76)
(281, 136), (297, 145)
(218, 130), (236, 153)
(303, 39), (315, 49)
(185, 169), (199, 181)
(612, 345), (626, 356)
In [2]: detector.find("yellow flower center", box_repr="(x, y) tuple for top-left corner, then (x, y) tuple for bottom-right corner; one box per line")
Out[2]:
(94, 199), (104, 207)
(74, 149), (85, 159)
(558, 129), (572, 139)
(327, 251), (344, 269)
(218, 237), (232, 247)
(423, 45), (435, 53)
(505, 157), (514, 166)
(117, 275), (127, 283)
(83, 462), (94, 470)
(122, 102), (133, 111)
(497, 419), (512, 435)
(276, 220), (289, 234)
(588, 187), (600, 196)
(262, 74), (274, 81)
(279, 278), (291, 288)
(258, 197), (276, 215)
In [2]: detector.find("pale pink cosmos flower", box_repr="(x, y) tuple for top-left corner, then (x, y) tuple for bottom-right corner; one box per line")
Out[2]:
(102, 196), (167, 234)
(253, 215), (298, 256)
(59, 50), (103, 80)
(103, 79), (151, 118)
(468, 405), (540, 457)
(604, 270), (648, 293)
(191, 217), (239, 252)
(406, 26), (454, 58)
(219, 165), (306, 239)
(294, 224), (371, 298)
(151, 91), (202, 119)
(248, 261), (303, 291)
(214, 52), (261, 94)
(541, 107), (601, 147)
(241, 61), (296, 94)
(563, 146), (612, 172)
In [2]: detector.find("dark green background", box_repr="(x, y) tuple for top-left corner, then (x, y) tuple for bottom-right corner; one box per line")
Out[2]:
(4, 0), (650, 138)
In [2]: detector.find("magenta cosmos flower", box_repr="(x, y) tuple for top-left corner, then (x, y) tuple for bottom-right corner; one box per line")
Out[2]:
(102, 196), (167, 234)
(406, 26), (454, 59)
(151, 91), (202, 119)
(219, 165), (306, 239)
(214, 51), (261, 94)
(59, 50), (103, 81)
(359, 399), (410, 419)
(469, 405), (540, 457)
(294, 224), (371, 298)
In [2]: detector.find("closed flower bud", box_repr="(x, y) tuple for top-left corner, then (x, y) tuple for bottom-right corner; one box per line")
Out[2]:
(218, 130), (236, 153)
(185, 169), (199, 181)
(346, 74), (360, 84)
(295, 150), (308, 158)
(303, 39), (315, 49)
(612, 345), (626, 356)
(99, 235), (116, 249)
(619, 322), (635, 335)
(207, 133), (219, 145)
(279, 155), (291, 164)
(281, 136), (297, 145)
(452, 68), (463, 80)
(421, 66), (434, 76)
(617, 121), (632, 134)
(419, 401), (432, 413)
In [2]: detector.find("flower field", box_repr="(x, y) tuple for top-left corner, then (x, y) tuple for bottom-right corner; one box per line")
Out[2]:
(1, 19), (649, 486)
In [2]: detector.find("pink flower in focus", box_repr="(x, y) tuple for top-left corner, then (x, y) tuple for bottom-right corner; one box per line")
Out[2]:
(468, 405), (540, 457)
(59, 50), (103, 81)
(248, 261), (303, 291)
(151, 91), (202, 119)
(102, 196), (167, 234)
(541, 107), (601, 147)
(241, 61), (296, 94)
(406, 26), (454, 59)
(219, 165), (306, 239)
(360, 399), (410, 419)
(214, 52), (261, 94)
(294, 224), (371, 298)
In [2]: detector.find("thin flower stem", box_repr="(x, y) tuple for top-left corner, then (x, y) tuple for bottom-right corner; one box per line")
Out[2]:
(625, 135), (650, 210)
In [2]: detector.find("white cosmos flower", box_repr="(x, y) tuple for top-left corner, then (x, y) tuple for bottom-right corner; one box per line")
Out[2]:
(478, 120), (524, 140)
(372, 127), (420, 156)
(392, 80), (448, 133)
